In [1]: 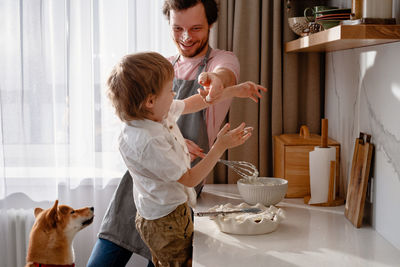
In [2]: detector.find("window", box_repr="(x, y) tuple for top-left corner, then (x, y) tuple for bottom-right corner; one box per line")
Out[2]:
(0, 0), (176, 200)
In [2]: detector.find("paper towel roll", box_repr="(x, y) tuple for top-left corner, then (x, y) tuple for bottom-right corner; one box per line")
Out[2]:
(309, 146), (336, 204)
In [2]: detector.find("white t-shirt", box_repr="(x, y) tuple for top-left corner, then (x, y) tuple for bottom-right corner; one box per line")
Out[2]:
(118, 100), (197, 220)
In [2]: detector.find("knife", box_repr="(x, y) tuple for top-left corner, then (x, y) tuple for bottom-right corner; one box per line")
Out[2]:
(194, 208), (262, 217)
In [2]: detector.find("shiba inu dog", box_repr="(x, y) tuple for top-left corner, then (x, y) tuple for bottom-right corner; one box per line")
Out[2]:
(25, 200), (94, 267)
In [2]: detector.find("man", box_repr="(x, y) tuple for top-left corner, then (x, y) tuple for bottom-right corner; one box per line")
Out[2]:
(165, 0), (239, 188)
(87, 1), (239, 266)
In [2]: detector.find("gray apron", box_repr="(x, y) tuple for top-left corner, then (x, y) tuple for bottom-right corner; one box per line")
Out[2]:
(172, 47), (211, 157)
(172, 47), (212, 194)
(97, 170), (151, 259)
(97, 49), (212, 258)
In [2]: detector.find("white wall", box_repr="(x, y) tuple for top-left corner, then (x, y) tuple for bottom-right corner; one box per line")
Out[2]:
(325, 41), (400, 250)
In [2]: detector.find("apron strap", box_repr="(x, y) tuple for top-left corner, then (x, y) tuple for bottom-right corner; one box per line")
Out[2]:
(172, 54), (180, 66)
(195, 46), (212, 77)
(172, 46), (212, 77)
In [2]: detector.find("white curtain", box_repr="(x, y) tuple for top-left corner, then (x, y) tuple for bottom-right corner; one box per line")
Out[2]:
(0, 0), (176, 201)
(0, 0), (176, 266)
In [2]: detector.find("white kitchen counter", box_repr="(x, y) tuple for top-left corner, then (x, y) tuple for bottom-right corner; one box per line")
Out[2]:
(193, 184), (400, 267)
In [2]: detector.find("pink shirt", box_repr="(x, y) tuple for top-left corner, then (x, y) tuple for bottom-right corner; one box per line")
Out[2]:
(168, 48), (240, 147)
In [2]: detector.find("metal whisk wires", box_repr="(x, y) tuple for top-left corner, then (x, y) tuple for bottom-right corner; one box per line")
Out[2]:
(218, 159), (259, 179)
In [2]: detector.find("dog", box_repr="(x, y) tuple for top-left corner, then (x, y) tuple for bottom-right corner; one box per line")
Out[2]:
(25, 200), (94, 267)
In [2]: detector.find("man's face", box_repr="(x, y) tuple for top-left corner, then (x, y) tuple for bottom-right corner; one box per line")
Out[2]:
(169, 3), (211, 58)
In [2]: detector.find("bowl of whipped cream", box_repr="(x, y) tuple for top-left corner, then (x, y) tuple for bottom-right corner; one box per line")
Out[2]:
(237, 177), (288, 206)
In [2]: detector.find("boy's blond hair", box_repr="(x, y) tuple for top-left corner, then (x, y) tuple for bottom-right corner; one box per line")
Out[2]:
(107, 52), (174, 121)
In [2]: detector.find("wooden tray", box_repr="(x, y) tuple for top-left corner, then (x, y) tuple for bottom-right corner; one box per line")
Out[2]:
(345, 132), (374, 228)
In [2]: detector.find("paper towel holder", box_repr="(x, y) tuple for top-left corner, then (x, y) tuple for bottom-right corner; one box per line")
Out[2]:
(304, 160), (345, 207)
(304, 118), (345, 207)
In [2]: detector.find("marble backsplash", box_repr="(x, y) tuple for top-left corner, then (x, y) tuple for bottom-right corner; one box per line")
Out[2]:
(325, 41), (400, 250)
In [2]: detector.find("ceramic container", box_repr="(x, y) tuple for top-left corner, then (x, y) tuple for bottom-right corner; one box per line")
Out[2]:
(237, 177), (288, 206)
(318, 20), (341, 29)
(207, 202), (285, 235)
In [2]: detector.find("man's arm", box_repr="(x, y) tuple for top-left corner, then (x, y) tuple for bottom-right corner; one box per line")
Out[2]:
(182, 81), (266, 115)
(214, 67), (237, 87)
(200, 67), (237, 88)
(197, 68), (237, 102)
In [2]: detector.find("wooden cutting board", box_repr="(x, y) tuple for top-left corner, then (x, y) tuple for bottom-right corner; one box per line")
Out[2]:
(345, 132), (374, 228)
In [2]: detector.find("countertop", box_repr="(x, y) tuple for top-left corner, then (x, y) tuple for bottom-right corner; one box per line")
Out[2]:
(192, 184), (400, 267)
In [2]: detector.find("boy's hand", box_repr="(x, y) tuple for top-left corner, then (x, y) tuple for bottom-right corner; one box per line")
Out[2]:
(214, 123), (253, 151)
(197, 72), (224, 103)
(185, 139), (205, 162)
(231, 82), (267, 103)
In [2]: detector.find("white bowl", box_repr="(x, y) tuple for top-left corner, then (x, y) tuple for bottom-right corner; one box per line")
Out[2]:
(237, 177), (288, 206)
(208, 202), (285, 235)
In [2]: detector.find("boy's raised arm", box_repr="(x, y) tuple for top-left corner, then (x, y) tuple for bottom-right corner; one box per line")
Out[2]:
(177, 122), (251, 187)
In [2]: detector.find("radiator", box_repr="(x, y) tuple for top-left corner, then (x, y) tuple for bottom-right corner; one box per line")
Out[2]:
(0, 209), (36, 267)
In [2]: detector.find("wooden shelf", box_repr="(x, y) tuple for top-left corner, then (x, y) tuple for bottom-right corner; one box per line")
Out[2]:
(285, 24), (400, 53)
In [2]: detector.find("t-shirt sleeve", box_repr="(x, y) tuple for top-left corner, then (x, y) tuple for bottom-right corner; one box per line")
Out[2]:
(208, 50), (240, 83)
(140, 135), (188, 182)
(169, 100), (185, 122)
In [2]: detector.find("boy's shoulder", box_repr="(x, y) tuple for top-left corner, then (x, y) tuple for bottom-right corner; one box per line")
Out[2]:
(120, 119), (166, 154)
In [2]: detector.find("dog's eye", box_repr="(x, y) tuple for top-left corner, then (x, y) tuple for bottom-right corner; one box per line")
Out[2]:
(70, 210), (75, 214)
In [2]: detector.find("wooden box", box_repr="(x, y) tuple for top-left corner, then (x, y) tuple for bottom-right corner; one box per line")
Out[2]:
(273, 126), (340, 198)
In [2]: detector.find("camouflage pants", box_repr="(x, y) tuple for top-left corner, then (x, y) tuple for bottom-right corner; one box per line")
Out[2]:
(136, 203), (193, 267)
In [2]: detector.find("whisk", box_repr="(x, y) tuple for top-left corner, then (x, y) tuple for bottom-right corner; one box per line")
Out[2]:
(217, 158), (259, 179)
(199, 126), (259, 179)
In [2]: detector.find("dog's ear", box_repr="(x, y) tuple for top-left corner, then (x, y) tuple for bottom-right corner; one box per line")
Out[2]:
(34, 208), (43, 218)
(46, 200), (59, 228)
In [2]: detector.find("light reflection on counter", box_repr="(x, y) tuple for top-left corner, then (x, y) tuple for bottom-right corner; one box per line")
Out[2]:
(193, 184), (400, 267)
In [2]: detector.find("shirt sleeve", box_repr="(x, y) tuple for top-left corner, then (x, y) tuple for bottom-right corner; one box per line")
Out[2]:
(140, 135), (188, 182)
(169, 100), (185, 122)
(207, 50), (240, 84)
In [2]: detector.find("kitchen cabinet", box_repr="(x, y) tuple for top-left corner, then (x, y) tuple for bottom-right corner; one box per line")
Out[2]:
(193, 184), (400, 267)
(285, 24), (400, 52)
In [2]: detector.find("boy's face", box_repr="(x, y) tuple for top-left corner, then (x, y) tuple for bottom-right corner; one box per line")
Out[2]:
(170, 3), (211, 58)
(148, 78), (175, 122)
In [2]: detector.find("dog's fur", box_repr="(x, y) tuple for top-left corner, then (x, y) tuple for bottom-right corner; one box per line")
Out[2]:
(25, 200), (94, 267)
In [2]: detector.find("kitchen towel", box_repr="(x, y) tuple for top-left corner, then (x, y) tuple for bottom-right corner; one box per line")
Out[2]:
(309, 146), (336, 204)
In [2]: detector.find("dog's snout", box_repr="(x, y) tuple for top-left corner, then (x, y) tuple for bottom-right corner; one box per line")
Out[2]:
(90, 207), (94, 212)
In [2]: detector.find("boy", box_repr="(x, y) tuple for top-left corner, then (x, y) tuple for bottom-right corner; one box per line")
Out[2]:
(107, 52), (265, 266)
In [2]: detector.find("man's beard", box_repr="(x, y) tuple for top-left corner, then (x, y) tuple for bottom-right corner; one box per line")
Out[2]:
(176, 33), (209, 58)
